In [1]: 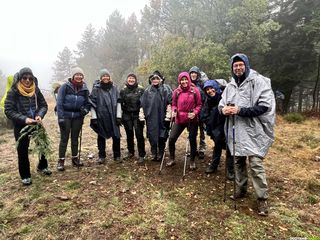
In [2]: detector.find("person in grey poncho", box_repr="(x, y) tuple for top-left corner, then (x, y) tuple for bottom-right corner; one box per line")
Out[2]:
(219, 53), (275, 216)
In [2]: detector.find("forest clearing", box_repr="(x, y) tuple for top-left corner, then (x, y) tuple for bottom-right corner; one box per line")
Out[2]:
(0, 97), (319, 239)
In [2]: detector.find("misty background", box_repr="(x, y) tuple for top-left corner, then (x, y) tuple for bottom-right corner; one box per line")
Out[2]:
(0, 0), (319, 113)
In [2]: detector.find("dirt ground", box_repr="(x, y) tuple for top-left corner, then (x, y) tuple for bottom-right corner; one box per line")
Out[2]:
(0, 97), (319, 240)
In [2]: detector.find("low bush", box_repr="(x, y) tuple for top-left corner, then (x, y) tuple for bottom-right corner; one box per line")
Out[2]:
(283, 112), (306, 123)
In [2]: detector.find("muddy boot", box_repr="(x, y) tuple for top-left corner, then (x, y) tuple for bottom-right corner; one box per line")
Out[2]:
(72, 156), (84, 167)
(257, 199), (268, 216)
(57, 158), (65, 171)
(205, 164), (218, 174)
(157, 150), (164, 161)
(138, 156), (145, 165)
(166, 157), (175, 167)
(97, 157), (106, 164)
(123, 152), (134, 161)
(189, 159), (196, 170)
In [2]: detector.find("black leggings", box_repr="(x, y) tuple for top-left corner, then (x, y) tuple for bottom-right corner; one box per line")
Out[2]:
(58, 118), (84, 158)
(123, 117), (146, 157)
(14, 126), (48, 179)
(169, 122), (198, 160)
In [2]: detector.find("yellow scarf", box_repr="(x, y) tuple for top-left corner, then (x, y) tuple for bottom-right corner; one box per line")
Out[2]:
(17, 81), (36, 97)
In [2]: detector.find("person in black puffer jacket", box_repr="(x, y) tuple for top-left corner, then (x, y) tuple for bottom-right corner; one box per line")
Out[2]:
(5, 67), (52, 185)
(56, 67), (90, 171)
(201, 80), (234, 179)
(119, 73), (146, 164)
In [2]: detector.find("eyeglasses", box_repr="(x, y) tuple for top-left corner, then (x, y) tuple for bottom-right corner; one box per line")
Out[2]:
(233, 63), (245, 68)
(22, 76), (34, 81)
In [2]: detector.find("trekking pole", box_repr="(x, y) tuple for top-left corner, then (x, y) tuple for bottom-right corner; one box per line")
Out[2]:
(231, 114), (237, 210)
(78, 125), (83, 170)
(223, 115), (230, 202)
(183, 110), (193, 179)
(159, 119), (174, 174)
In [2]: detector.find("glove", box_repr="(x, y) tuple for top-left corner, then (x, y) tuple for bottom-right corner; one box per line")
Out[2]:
(90, 119), (98, 133)
(164, 120), (170, 130)
(80, 106), (89, 116)
(58, 119), (66, 129)
(139, 120), (145, 128)
(116, 118), (122, 126)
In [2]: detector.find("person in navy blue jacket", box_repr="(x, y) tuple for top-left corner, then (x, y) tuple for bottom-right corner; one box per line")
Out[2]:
(56, 67), (90, 171)
(201, 80), (234, 179)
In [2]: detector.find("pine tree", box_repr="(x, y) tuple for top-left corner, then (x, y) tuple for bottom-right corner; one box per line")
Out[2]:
(52, 47), (75, 82)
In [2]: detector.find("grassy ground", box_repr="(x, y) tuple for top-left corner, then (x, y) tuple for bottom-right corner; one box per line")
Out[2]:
(0, 97), (319, 239)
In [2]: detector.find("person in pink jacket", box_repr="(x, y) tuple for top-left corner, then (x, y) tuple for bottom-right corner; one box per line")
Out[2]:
(167, 72), (202, 169)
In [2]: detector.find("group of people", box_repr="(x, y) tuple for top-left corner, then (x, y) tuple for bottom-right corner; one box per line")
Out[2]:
(4, 53), (275, 216)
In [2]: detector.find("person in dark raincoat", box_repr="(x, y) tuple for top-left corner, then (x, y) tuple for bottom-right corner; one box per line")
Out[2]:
(5, 67), (52, 185)
(119, 73), (146, 164)
(201, 80), (234, 179)
(89, 69), (122, 164)
(140, 70), (172, 162)
(56, 67), (90, 171)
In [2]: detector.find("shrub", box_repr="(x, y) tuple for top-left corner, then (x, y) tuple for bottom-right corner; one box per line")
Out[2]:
(283, 112), (305, 123)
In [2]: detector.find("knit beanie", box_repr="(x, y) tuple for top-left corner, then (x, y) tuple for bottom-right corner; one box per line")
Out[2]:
(18, 67), (33, 80)
(71, 67), (84, 79)
(99, 69), (111, 79)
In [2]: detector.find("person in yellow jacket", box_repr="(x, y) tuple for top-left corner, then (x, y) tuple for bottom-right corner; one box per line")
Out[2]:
(0, 75), (14, 111)
(1, 75), (14, 128)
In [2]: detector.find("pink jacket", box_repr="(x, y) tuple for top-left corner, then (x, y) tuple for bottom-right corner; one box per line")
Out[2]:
(172, 72), (202, 124)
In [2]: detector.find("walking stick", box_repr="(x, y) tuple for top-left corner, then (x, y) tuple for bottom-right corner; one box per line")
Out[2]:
(159, 119), (174, 174)
(183, 111), (192, 179)
(231, 114), (237, 210)
(223, 116), (230, 202)
(78, 126), (83, 170)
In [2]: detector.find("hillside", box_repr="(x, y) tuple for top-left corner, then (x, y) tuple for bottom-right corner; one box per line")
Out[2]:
(0, 97), (319, 239)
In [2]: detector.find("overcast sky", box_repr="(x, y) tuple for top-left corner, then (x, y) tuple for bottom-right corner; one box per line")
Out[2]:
(0, 0), (149, 90)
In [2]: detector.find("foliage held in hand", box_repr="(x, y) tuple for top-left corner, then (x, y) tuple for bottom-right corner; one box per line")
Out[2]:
(16, 124), (52, 159)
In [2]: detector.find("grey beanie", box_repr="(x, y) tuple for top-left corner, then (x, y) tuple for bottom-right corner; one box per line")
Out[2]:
(71, 67), (84, 79)
(99, 68), (111, 79)
(18, 67), (33, 80)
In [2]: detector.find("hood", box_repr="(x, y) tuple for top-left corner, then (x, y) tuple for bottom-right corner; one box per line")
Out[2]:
(230, 53), (250, 79)
(189, 66), (201, 82)
(148, 70), (165, 84)
(177, 71), (191, 90)
(203, 80), (221, 94)
(12, 67), (38, 88)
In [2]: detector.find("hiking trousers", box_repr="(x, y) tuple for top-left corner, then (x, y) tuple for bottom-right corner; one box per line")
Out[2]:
(234, 155), (268, 199)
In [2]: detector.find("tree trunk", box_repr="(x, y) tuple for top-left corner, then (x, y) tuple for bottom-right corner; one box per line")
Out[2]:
(312, 54), (320, 111)
(298, 84), (303, 112)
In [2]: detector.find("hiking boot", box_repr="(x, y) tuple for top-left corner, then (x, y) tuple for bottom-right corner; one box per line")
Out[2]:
(189, 160), (196, 170)
(198, 151), (205, 159)
(72, 156), (84, 167)
(138, 156), (145, 165)
(230, 191), (246, 200)
(226, 171), (235, 181)
(97, 158), (106, 164)
(157, 151), (164, 161)
(123, 152), (134, 161)
(151, 154), (159, 162)
(21, 178), (32, 186)
(114, 157), (122, 163)
(166, 158), (175, 167)
(57, 158), (65, 171)
(205, 165), (217, 174)
(37, 168), (52, 176)
(257, 199), (269, 216)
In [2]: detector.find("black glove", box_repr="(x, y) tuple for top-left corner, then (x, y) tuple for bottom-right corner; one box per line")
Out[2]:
(139, 120), (145, 128)
(116, 118), (122, 126)
(164, 120), (171, 130)
(90, 119), (98, 133)
(80, 106), (89, 116)
(58, 119), (66, 130)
